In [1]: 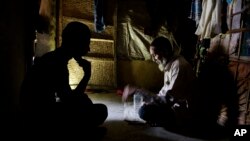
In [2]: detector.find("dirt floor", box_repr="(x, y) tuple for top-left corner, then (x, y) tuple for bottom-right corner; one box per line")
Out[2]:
(87, 91), (230, 141)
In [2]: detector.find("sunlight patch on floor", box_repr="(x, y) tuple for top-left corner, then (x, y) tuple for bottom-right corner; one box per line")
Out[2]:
(87, 92), (125, 121)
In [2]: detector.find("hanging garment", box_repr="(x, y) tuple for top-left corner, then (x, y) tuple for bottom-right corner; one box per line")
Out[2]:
(221, 0), (229, 33)
(195, 0), (222, 39)
(39, 0), (51, 19)
(189, 0), (202, 26)
(37, 0), (52, 34)
(94, 0), (106, 33)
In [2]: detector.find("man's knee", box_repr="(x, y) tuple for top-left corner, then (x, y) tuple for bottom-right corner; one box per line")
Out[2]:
(138, 104), (151, 120)
(94, 104), (108, 120)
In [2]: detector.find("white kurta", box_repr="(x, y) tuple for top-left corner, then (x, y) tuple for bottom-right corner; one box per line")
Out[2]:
(157, 56), (197, 103)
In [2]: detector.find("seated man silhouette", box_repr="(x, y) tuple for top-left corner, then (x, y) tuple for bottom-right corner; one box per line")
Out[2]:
(20, 21), (108, 133)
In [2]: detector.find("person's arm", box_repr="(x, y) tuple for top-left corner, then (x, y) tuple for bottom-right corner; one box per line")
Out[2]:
(154, 62), (179, 105)
(158, 62), (192, 109)
(73, 58), (91, 95)
(58, 58), (92, 105)
(122, 85), (138, 102)
(122, 84), (155, 103)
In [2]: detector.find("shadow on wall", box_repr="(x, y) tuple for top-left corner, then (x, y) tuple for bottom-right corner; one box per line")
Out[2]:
(193, 59), (239, 128)
(117, 60), (164, 92)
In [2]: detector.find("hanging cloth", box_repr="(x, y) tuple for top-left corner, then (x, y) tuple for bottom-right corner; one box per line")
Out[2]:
(94, 0), (106, 33)
(195, 0), (222, 40)
(37, 0), (52, 33)
(39, 0), (51, 19)
(189, 0), (202, 26)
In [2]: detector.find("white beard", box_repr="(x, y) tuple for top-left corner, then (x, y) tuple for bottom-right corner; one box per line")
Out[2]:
(158, 58), (167, 72)
(158, 64), (164, 72)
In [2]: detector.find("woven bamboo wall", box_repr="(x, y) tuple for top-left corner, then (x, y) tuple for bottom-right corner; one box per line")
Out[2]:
(229, 61), (250, 124)
(61, 0), (116, 89)
(63, 0), (94, 20)
(66, 36), (115, 89)
(68, 57), (115, 89)
(66, 35), (115, 89)
(62, 16), (113, 40)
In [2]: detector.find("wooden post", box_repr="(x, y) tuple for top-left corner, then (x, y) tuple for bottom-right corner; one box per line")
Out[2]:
(55, 0), (62, 48)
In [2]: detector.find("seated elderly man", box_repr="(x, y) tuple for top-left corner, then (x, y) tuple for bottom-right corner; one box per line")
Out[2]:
(122, 36), (198, 128)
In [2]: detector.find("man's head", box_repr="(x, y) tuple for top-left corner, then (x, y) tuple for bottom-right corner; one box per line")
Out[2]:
(62, 21), (91, 58)
(149, 36), (173, 71)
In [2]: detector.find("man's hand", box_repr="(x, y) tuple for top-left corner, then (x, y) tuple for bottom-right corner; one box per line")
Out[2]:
(73, 57), (91, 94)
(122, 84), (138, 102)
(75, 57), (91, 76)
